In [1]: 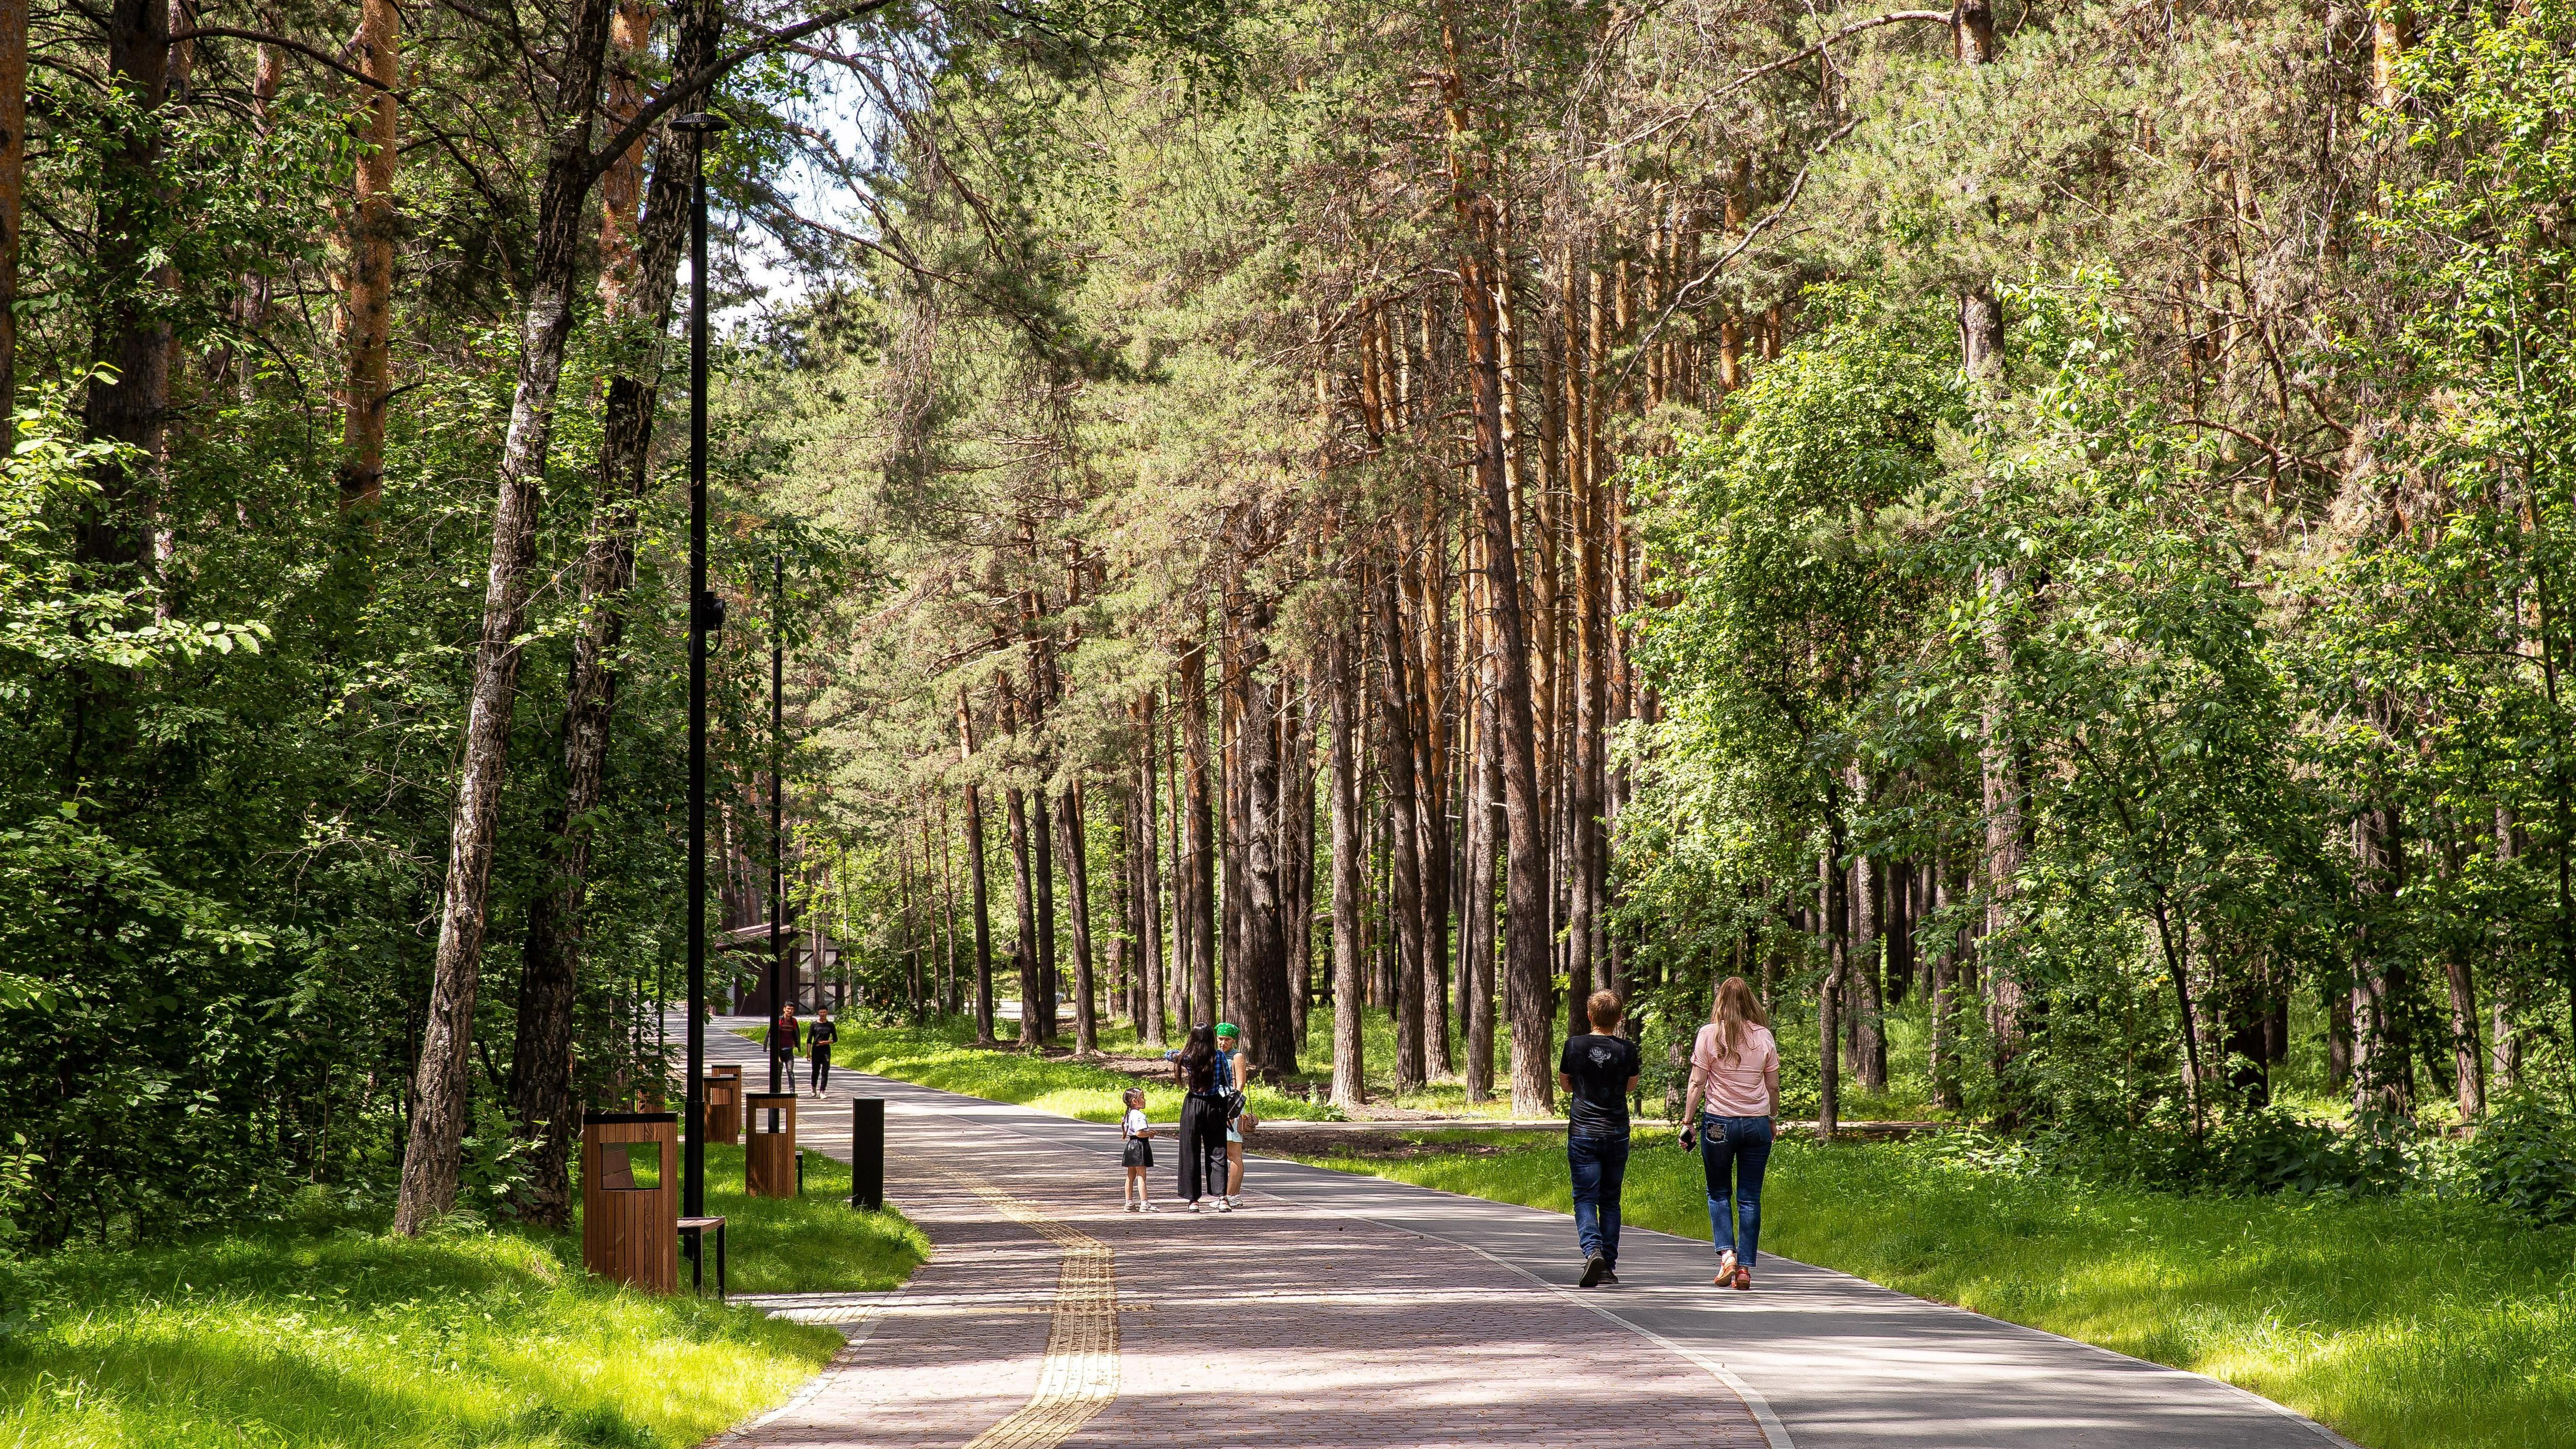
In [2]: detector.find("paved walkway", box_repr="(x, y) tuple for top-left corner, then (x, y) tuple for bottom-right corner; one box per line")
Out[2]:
(698, 1022), (2356, 1449)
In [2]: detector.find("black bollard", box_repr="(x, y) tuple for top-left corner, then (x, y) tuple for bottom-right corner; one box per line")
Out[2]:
(852, 1098), (884, 1211)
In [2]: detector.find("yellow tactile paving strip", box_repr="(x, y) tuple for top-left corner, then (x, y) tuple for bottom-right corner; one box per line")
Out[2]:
(943, 1171), (1120, 1449)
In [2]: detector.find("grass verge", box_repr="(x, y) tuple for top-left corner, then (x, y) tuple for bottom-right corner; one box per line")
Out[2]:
(0, 1143), (928, 1448)
(1284, 1130), (2573, 1449)
(760, 1004), (1945, 1122)
(749, 1017), (1340, 1123)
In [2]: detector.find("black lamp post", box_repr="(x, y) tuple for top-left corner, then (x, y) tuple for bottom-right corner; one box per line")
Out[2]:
(674, 107), (728, 1222)
(768, 551), (785, 1096)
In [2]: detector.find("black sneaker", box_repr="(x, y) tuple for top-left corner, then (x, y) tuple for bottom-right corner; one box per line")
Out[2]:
(1580, 1254), (1607, 1289)
(1601, 1266), (1619, 1285)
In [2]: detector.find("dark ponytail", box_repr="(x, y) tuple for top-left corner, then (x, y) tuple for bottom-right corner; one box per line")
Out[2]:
(1177, 1023), (1217, 1090)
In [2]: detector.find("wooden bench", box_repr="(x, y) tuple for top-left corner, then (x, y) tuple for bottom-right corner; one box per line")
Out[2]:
(679, 1215), (728, 1299)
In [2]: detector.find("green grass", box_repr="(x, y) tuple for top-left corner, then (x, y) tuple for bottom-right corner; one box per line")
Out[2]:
(0, 1144), (927, 1448)
(756, 1005), (1573, 1122)
(750, 1017), (1342, 1123)
(772, 1001), (1586, 1120)
(791, 993), (1951, 1123)
(1286, 1131), (2576, 1449)
(714, 1142), (928, 1292)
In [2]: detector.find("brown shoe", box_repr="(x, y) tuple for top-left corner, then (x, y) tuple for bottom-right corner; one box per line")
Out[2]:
(1734, 1266), (1752, 1291)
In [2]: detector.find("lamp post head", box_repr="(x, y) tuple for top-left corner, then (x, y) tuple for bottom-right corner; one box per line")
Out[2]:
(672, 111), (732, 135)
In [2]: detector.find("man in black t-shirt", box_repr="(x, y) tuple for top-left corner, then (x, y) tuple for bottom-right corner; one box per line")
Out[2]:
(809, 1008), (839, 1093)
(1558, 989), (1641, 1288)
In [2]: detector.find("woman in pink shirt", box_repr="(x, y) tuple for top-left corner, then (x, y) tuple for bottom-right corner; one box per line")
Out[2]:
(1679, 976), (1779, 1290)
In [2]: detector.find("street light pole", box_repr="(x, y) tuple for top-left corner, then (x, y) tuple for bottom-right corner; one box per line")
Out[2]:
(674, 108), (728, 1223)
(768, 551), (784, 1096)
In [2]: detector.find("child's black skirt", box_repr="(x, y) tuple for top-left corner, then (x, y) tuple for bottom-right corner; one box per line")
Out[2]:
(1122, 1137), (1153, 1168)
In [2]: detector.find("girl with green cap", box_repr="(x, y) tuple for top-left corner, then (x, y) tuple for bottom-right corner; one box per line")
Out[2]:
(1214, 1023), (1253, 1209)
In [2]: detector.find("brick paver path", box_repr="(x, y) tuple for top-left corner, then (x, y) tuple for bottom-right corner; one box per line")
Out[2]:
(700, 1025), (1769, 1449)
(699, 1022), (2357, 1449)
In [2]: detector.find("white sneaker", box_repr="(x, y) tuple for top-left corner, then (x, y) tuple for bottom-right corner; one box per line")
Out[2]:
(1140, 1201), (1155, 1213)
(1215, 1197), (1231, 1213)
(1227, 1196), (1243, 1210)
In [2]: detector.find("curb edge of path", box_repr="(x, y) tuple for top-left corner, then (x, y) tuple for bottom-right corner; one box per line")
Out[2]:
(1289, 1195), (1799, 1449)
(693, 1277), (914, 1449)
(1250, 1157), (2368, 1449)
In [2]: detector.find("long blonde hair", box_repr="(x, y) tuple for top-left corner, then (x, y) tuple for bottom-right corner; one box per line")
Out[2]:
(1708, 976), (1769, 1060)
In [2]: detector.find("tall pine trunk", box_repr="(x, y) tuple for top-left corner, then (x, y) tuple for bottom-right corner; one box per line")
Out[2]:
(1006, 775), (1038, 1047)
(1373, 562), (1430, 1092)
(959, 692), (997, 1045)
(1442, 53), (1552, 1114)
(0, 0), (22, 415)
(935, 795), (959, 1013)
(1241, 613), (1293, 1074)
(1137, 691), (1168, 1045)
(335, 0), (400, 509)
(1166, 703), (1193, 1025)
(1328, 624), (1367, 1106)
(1852, 850), (1888, 1092)
(1462, 533), (1499, 1101)
(1181, 640), (1218, 1027)
(1002, 679), (1040, 1048)
(1285, 680), (1317, 1050)
(83, 0), (175, 575)
(1568, 309), (1607, 1015)
(1033, 778), (1057, 1044)
(1405, 547), (1455, 1074)
(1056, 783), (1096, 1054)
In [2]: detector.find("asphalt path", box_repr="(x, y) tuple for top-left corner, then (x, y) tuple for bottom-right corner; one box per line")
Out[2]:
(701, 1020), (2357, 1449)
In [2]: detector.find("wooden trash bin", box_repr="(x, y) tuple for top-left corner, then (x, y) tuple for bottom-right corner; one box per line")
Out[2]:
(582, 1111), (678, 1294)
(745, 1091), (798, 1198)
(704, 1068), (742, 1146)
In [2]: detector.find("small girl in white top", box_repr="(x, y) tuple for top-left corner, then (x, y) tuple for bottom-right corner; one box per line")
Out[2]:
(1120, 1087), (1156, 1211)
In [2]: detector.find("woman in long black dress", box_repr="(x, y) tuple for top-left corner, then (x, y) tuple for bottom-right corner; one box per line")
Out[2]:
(1169, 1025), (1229, 1212)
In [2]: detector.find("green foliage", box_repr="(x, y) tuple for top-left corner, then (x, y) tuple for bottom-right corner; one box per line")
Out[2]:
(2021, 1103), (2437, 1199)
(2465, 1092), (2576, 1226)
(1620, 291), (1963, 1015)
(1, 224), (796, 1257)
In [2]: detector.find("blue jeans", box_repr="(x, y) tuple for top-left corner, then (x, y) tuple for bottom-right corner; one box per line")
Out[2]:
(1568, 1132), (1630, 1265)
(1700, 1114), (1774, 1267)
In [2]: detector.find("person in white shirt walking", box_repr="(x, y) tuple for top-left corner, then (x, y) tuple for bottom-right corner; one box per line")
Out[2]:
(1679, 975), (1780, 1291)
(1120, 1087), (1156, 1211)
